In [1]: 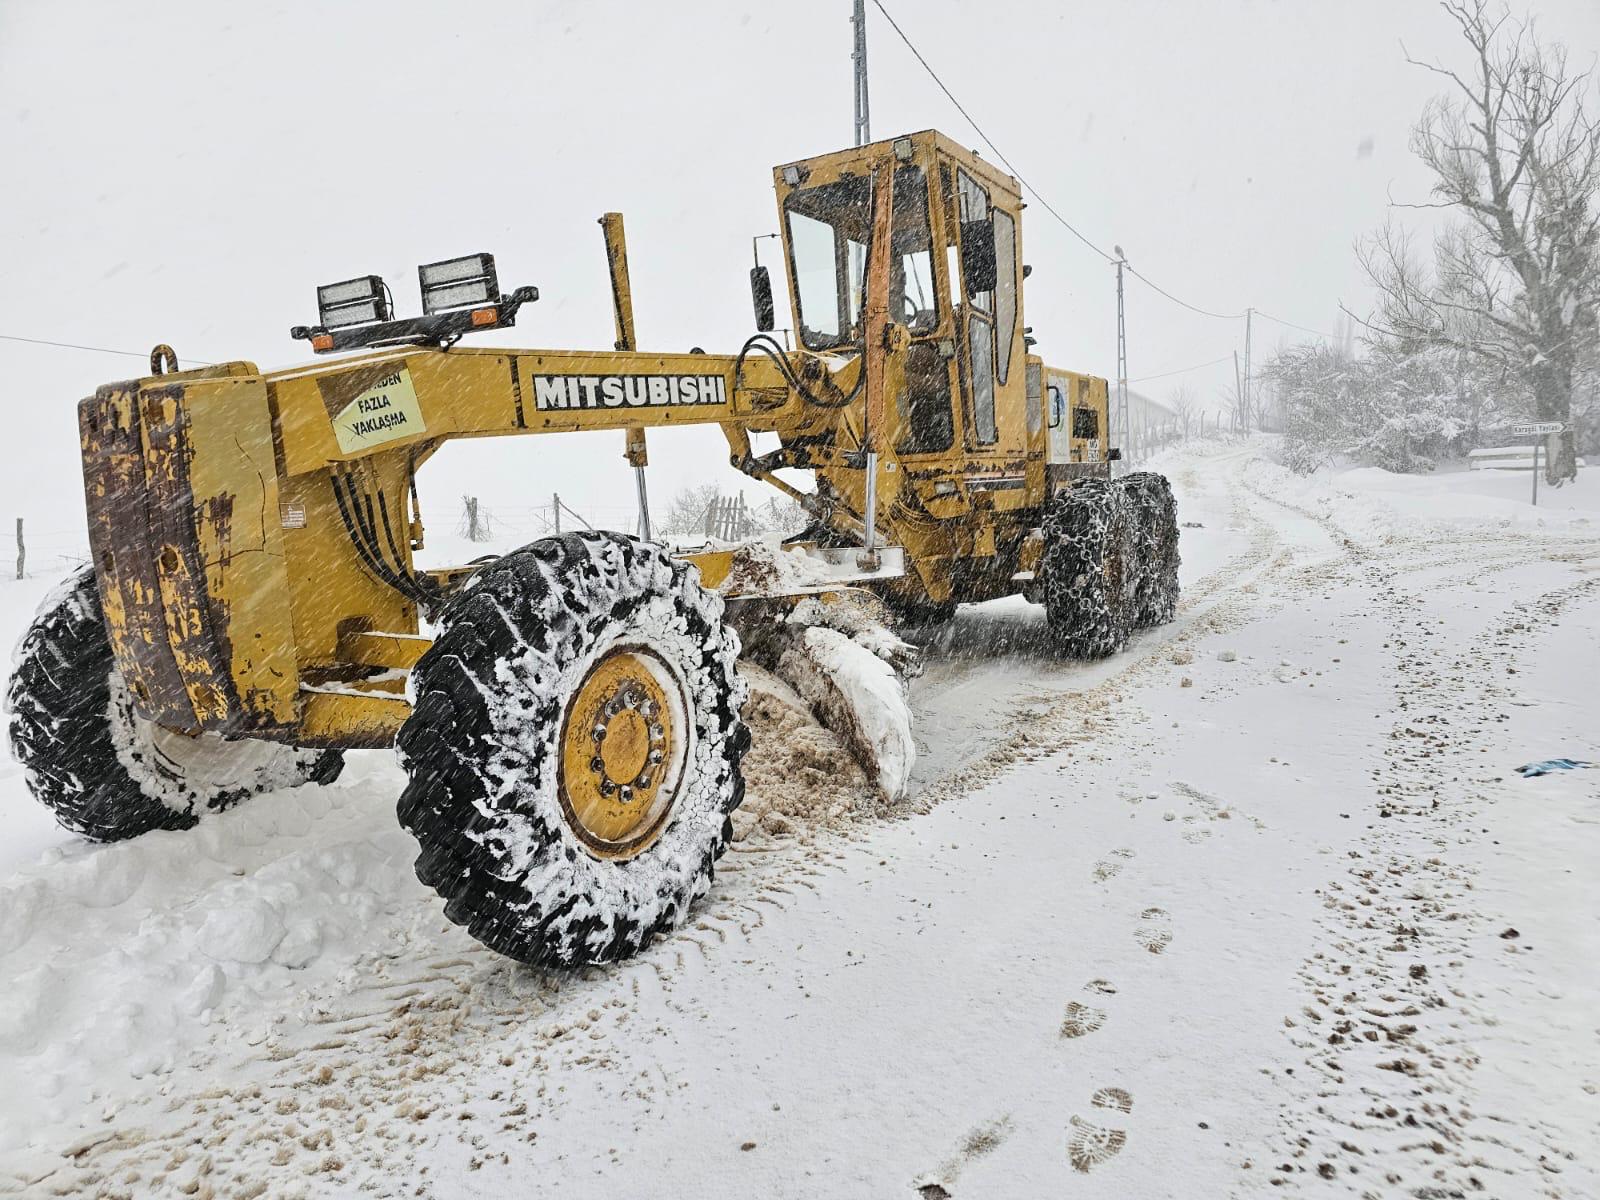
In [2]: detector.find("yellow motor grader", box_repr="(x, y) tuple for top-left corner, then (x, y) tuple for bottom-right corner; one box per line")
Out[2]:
(7, 129), (1178, 966)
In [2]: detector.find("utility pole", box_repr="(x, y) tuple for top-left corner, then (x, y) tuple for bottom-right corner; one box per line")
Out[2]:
(1243, 307), (1254, 431)
(1114, 247), (1130, 467)
(851, 0), (870, 146)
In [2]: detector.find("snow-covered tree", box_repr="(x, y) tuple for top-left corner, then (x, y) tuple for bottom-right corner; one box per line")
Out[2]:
(1267, 339), (1488, 474)
(1370, 0), (1600, 483)
(1268, 344), (1365, 474)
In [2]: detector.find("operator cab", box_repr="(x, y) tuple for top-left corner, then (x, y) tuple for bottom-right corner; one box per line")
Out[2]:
(765, 131), (1027, 474)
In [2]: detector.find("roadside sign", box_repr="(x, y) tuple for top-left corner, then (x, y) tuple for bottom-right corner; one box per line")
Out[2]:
(1511, 422), (1567, 506)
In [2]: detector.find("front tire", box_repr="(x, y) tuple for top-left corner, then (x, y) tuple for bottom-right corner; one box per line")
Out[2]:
(1041, 480), (1138, 658)
(5, 568), (342, 842)
(396, 532), (749, 968)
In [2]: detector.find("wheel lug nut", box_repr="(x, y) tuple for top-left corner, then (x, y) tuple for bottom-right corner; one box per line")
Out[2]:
(618, 786), (633, 804)
(589, 757), (604, 774)
(600, 778), (617, 797)
(648, 748), (664, 765)
(592, 724), (606, 741)
(635, 774), (652, 790)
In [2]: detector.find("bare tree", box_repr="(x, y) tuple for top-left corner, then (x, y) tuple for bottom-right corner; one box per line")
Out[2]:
(1374, 0), (1600, 483)
(1168, 385), (1196, 438)
(659, 483), (720, 537)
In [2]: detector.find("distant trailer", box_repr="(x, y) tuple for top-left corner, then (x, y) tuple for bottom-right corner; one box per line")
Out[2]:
(1468, 446), (1587, 471)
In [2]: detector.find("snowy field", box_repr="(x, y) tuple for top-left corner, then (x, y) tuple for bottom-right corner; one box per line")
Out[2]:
(1, 440), (1597, 1198)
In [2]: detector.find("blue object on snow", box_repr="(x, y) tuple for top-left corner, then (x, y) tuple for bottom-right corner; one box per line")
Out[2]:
(1515, 758), (1595, 778)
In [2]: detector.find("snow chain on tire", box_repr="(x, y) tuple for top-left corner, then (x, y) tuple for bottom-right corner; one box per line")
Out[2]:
(1121, 471), (1181, 628)
(1041, 479), (1138, 657)
(5, 568), (343, 842)
(396, 532), (750, 968)
(1041, 472), (1180, 657)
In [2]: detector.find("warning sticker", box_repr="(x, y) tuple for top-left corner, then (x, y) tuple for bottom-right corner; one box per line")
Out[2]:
(320, 364), (427, 454)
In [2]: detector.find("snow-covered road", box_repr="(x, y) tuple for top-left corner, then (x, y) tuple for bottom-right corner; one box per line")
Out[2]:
(2, 443), (1597, 1199)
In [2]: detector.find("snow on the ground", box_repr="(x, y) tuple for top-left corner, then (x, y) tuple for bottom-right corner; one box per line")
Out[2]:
(1248, 452), (1600, 542)
(1, 440), (1596, 1198)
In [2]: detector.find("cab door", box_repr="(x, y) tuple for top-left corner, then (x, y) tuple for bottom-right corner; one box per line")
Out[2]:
(949, 167), (1025, 468)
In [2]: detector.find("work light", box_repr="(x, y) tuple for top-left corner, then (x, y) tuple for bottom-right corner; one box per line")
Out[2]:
(293, 252), (535, 353)
(419, 253), (499, 315)
(317, 276), (390, 329)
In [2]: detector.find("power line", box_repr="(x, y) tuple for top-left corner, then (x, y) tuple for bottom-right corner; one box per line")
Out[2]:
(1124, 266), (1245, 321)
(1254, 309), (1337, 340)
(870, 0), (1257, 325)
(1129, 355), (1234, 384)
(0, 331), (214, 367)
(868, 0), (1114, 266)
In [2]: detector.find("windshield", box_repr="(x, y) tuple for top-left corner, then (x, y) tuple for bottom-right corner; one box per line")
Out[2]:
(785, 165), (938, 351)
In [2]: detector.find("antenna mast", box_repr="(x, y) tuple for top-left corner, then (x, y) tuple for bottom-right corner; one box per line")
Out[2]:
(852, 0), (871, 145)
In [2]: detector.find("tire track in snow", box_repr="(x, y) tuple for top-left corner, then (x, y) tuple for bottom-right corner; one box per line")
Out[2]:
(1266, 547), (1600, 1195)
(910, 450), (1313, 812)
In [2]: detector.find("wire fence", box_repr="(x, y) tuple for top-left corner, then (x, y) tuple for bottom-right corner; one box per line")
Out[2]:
(1129, 409), (1263, 463)
(4, 519), (91, 582)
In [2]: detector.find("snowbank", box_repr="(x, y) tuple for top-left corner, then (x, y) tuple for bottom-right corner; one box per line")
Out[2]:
(0, 754), (433, 1155)
(1215, 450), (1597, 547)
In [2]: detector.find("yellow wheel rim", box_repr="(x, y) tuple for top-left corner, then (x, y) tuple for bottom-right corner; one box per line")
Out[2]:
(557, 645), (691, 860)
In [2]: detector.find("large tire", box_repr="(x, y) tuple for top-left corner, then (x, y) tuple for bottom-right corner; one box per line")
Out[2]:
(1121, 471), (1180, 628)
(396, 532), (749, 968)
(5, 568), (343, 842)
(1041, 480), (1138, 658)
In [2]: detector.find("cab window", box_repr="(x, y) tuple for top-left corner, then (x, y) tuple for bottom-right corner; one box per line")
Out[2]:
(786, 175), (870, 350)
(956, 168), (997, 444)
(890, 165), (938, 335)
(992, 208), (1018, 385)
(785, 167), (939, 351)
(956, 169), (992, 313)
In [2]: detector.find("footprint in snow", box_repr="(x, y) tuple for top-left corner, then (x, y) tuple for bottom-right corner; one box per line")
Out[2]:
(912, 1114), (1013, 1198)
(1060, 979), (1117, 1039)
(1068, 1087), (1134, 1173)
(1134, 907), (1173, 955)
(1091, 848), (1135, 883)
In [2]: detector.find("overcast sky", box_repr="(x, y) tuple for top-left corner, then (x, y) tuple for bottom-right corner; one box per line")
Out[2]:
(2, 0), (1597, 557)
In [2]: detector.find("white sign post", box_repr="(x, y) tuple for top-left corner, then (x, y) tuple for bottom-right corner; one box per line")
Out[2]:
(1510, 422), (1567, 506)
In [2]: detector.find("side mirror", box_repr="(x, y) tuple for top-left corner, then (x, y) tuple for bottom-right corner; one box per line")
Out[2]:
(1108, 447), (1123, 462)
(750, 266), (775, 332)
(960, 218), (997, 295)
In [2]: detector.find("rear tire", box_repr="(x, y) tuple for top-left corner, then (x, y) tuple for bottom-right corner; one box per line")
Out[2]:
(1121, 471), (1180, 628)
(396, 532), (749, 968)
(5, 568), (343, 842)
(1041, 480), (1138, 658)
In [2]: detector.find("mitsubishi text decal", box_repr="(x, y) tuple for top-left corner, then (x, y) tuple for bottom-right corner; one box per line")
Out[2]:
(531, 374), (728, 411)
